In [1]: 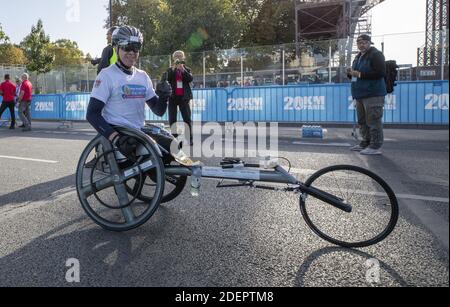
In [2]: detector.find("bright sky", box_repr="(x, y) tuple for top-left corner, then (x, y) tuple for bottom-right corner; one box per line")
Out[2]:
(0, 0), (110, 58)
(371, 0), (427, 65)
(0, 0), (427, 64)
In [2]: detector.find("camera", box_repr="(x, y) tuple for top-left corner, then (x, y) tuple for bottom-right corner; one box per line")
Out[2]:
(175, 59), (186, 65)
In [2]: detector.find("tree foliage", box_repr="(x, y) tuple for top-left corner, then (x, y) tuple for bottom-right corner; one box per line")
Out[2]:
(239, 0), (295, 47)
(49, 39), (85, 66)
(0, 44), (27, 65)
(109, 0), (245, 56)
(106, 0), (297, 57)
(20, 20), (54, 74)
(0, 23), (9, 44)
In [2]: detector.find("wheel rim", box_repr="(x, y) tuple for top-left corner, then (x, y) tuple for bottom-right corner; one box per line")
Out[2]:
(300, 165), (399, 248)
(76, 132), (165, 231)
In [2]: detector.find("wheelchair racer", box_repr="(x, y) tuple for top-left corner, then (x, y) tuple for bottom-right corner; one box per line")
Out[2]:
(86, 26), (174, 160)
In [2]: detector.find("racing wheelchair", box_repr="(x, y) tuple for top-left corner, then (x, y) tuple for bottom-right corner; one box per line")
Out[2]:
(76, 125), (399, 248)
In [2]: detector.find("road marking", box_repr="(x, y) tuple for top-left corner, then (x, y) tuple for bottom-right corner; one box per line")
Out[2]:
(395, 193), (449, 203)
(0, 155), (58, 164)
(29, 130), (97, 136)
(292, 141), (352, 147)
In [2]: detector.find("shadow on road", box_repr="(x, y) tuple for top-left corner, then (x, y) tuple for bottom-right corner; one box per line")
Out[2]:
(0, 175), (76, 208)
(0, 206), (174, 287)
(294, 246), (409, 287)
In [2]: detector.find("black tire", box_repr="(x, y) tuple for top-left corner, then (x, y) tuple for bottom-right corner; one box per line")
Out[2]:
(299, 165), (399, 248)
(76, 130), (165, 232)
(160, 169), (188, 203)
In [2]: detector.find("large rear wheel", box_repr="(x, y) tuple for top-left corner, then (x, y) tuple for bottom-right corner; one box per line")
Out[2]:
(76, 129), (165, 232)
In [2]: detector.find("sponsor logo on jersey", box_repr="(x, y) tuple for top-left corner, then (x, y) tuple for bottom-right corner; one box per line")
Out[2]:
(122, 84), (146, 99)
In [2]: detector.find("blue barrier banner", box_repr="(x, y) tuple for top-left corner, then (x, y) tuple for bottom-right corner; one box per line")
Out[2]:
(228, 85), (353, 123)
(1, 81), (448, 125)
(192, 89), (228, 122)
(382, 81), (449, 124)
(145, 88), (228, 123)
(63, 93), (90, 121)
(227, 81), (448, 124)
(1, 94), (62, 121)
(31, 94), (62, 120)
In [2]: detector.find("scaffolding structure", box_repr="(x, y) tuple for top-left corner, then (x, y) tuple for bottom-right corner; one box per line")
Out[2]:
(418, 0), (449, 68)
(295, 0), (384, 80)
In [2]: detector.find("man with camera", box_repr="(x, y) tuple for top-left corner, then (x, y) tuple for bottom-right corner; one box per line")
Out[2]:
(347, 34), (387, 156)
(165, 50), (194, 146)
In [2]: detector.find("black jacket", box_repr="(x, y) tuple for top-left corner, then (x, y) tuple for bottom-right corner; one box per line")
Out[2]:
(97, 45), (114, 74)
(166, 66), (193, 102)
(348, 47), (387, 99)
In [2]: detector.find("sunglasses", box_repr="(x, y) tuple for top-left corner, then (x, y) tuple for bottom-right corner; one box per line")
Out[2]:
(119, 43), (142, 53)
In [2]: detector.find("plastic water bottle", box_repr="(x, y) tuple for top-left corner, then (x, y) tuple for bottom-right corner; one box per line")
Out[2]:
(190, 166), (201, 197)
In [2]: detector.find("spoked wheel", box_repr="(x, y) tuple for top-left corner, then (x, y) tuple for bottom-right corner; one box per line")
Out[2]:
(299, 165), (399, 248)
(125, 161), (187, 204)
(76, 129), (165, 232)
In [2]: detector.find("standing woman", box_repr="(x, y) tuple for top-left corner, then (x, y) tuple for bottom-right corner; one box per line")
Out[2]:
(166, 50), (193, 145)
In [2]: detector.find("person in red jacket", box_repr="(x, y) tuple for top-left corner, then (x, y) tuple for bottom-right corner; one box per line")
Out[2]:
(0, 74), (17, 129)
(17, 73), (33, 132)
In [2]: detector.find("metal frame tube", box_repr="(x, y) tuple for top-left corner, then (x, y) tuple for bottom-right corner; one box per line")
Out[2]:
(165, 166), (297, 185)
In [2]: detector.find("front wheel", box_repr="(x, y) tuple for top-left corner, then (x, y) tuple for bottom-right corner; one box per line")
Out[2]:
(300, 165), (399, 248)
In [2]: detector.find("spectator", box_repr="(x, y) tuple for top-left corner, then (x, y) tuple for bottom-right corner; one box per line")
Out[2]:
(348, 34), (387, 155)
(14, 77), (24, 128)
(0, 74), (17, 129)
(15, 77), (21, 100)
(166, 50), (194, 145)
(17, 73), (33, 132)
(91, 26), (119, 75)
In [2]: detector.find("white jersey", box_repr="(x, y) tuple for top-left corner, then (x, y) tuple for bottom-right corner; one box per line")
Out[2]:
(90, 64), (156, 130)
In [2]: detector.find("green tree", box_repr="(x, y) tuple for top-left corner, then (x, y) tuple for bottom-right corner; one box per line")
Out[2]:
(240, 0), (295, 47)
(0, 44), (27, 65)
(49, 39), (85, 66)
(0, 23), (9, 44)
(111, 0), (166, 55)
(20, 20), (55, 74)
(108, 0), (243, 56)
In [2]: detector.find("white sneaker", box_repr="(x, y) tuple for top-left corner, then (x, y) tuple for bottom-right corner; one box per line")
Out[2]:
(360, 148), (383, 155)
(350, 145), (367, 152)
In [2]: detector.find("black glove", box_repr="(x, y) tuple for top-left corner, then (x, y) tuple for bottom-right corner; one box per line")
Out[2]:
(156, 80), (172, 103)
(91, 58), (101, 66)
(112, 135), (138, 160)
(156, 72), (172, 102)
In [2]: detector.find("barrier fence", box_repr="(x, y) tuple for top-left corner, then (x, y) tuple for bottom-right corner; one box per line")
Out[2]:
(1, 81), (448, 125)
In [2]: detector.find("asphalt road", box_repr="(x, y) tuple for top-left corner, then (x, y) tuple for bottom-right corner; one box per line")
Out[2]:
(0, 122), (448, 287)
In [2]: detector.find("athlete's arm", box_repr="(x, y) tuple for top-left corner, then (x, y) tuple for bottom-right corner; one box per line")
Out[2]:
(86, 97), (117, 140)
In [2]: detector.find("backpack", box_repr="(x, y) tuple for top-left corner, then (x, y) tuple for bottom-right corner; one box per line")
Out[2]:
(385, 60), (399, 94)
